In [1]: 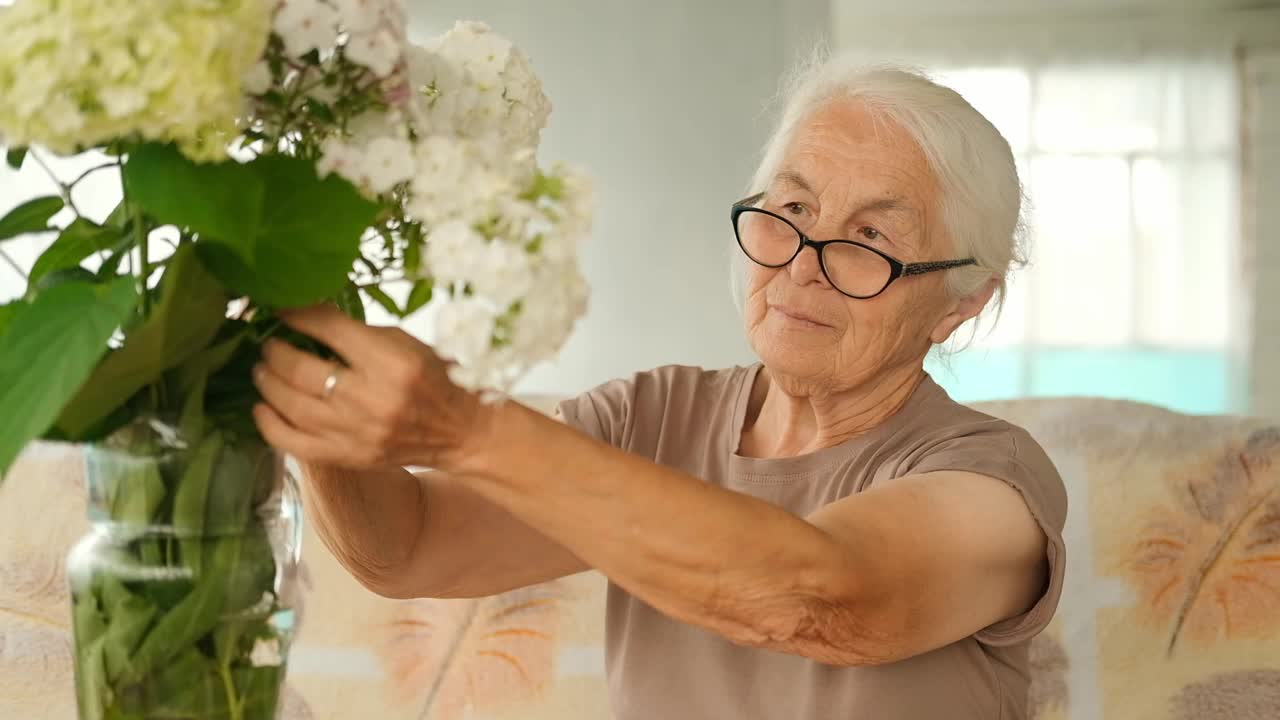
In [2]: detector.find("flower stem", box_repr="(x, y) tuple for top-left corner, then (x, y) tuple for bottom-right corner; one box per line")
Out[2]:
(218, 659), (244, 720)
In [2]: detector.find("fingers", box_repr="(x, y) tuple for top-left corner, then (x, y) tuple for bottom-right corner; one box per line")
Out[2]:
(252, 359), (355, 436)
(259, 337), (365, 402)
(278, 304), (385, 366)
(253, 403), (353, 466)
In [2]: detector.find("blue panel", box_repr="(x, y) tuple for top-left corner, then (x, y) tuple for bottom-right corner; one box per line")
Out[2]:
(925, 347), (1230, 415)
(925, 349), (1025, 403)
(1030, 348), (1229, 415)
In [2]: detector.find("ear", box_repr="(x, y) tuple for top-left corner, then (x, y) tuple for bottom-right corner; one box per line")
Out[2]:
(929, 277), (998, 345)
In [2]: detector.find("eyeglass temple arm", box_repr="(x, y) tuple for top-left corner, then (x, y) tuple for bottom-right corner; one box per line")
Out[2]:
(902, 259), (978, 276)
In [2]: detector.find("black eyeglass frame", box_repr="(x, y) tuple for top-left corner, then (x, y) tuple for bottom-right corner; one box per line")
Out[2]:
(731, 192), (978, 299)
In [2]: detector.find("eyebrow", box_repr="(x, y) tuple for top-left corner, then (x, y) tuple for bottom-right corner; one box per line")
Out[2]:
(772, 171), (918, 227)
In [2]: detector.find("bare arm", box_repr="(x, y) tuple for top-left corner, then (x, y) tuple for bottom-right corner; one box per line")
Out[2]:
(456, 401), (1049, 665)
(300, 461), (589, 599)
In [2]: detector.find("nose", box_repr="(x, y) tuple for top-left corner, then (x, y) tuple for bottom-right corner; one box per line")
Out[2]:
(787, 240), (828, 288)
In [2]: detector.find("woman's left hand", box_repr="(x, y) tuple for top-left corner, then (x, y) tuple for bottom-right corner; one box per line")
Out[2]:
(250, 304), (484, 470)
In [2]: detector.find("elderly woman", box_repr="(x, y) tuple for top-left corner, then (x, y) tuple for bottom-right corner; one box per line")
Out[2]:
(251, 62), (1067, 720)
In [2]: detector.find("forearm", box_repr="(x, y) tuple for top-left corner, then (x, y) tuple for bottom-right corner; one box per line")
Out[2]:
(298, 461), (426, 593)
(460, 402), (872, 656)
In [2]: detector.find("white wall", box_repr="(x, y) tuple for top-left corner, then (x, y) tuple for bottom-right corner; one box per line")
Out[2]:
(1246, 51), (1280, 421)
(407, 0), (831, 396)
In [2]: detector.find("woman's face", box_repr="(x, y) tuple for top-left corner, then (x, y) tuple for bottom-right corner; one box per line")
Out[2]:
(743, 100), (973, 395)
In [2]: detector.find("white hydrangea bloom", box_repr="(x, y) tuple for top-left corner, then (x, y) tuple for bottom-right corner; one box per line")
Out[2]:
(274, 0), (341, 58)
(0, 0), (271, 160)
(407, 135), (519, 227)
(423, 220), (489, 287)
(331, 0), (380, 32)
(468, 240), (534, 312)
(497, 47), (552, 149)
(434, 297), (497, 365)
(345, 28), (402, 77)
(432, 21), (511, 90)
(361, 136), (416, 193)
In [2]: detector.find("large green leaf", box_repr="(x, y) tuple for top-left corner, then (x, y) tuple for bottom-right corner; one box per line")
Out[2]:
(200, 154), (377, 307)
(0, 301), (23, 345)
(56, 244), (228, 439)
(122, 143), (262, 245)
(124, 142), (375, 308)
(0, 276), (138, 477)
(28, 219), (122, 287)
(0, 195), (63, 242)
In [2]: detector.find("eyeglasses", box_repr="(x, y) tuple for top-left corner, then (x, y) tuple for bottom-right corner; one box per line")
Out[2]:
(731, 193), (977, 299)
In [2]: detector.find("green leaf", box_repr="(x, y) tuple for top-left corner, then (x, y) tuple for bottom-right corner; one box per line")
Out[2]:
(28, 266), (100, 302)
(204, 442), (268, 536)
(5, 146), (27, 170)
(304, 97), (336, 123)
(172, 433), (224, 577)
(361, 284), (400, 316)
(0, 195), (63, 242)
(403, 222), (423, 269)
(198, 153), (377, 307)
(109, 455), (165, 527)
(0, 301), (24, 345)
(125, 530), (256, 681)
(405, 278), (433, 315)
(102, 200), (130, 232)
(100, 584), (158, 684)
(73, 589), (108, 644)
(75, 634), (110, 717)
(337, 283), (366, 322)
(28, 219), (122, 287)
(134, 647), (230, 719)
(95, 238), (135, 280)
(0, 277), (138, 478)
(236, 662), (286, 720)
(122, 143), (262, 246)
(173, 330), (245, 400)
(56, 244), (227, 439)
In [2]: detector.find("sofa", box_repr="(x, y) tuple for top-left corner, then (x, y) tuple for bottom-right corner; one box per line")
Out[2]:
(3, 394), (1279, 719)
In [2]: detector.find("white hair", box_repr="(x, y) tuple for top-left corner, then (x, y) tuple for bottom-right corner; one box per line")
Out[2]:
(732, 54), (1028, 335)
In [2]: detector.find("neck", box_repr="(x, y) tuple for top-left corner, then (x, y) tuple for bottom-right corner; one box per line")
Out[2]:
(740, 363), (927, 458)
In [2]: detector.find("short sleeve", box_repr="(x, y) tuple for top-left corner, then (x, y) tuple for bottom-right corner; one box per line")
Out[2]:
(555, 376), (635, 449)
(906, 425), (1068, 647)
(553, 365), (740, 461)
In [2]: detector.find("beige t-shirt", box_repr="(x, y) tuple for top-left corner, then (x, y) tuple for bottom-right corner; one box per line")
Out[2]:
(557, 363), (1067, 720)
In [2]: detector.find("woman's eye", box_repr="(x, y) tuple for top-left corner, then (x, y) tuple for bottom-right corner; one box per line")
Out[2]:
(783, 202), (806, 216)
(859, 227), (882, 240)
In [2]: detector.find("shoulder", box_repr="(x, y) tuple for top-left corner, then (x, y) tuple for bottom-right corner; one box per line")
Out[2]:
(556, 364), (754, 449)
(896, 381), (1067, 530)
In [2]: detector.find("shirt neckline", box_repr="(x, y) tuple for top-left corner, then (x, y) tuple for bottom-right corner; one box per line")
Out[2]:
(726, 362), (941, 482)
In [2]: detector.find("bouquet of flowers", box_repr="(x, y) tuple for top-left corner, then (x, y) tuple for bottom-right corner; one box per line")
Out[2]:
(0, 1), (590, 717)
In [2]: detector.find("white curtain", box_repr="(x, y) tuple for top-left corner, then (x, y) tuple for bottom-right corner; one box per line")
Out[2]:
(920, 59), (1240, 413)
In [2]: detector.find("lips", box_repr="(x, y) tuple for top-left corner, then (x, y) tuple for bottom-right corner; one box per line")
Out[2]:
(769, 304), (832, 328)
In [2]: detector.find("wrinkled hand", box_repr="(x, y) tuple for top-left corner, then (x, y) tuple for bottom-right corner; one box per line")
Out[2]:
(251, 304), (485, 470)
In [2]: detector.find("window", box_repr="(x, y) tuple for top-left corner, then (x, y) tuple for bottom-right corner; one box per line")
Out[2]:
(925, 60), (1241, 414)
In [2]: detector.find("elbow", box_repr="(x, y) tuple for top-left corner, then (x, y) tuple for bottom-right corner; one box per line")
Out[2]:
(355, 567), (471, 600)
(709, 563), (908, 666)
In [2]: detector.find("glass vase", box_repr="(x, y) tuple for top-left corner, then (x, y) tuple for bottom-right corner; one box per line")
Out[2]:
(66, 417), (302, 720)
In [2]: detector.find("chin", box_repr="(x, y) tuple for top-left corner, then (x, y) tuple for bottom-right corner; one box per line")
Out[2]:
(749, 330), (836, 381)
